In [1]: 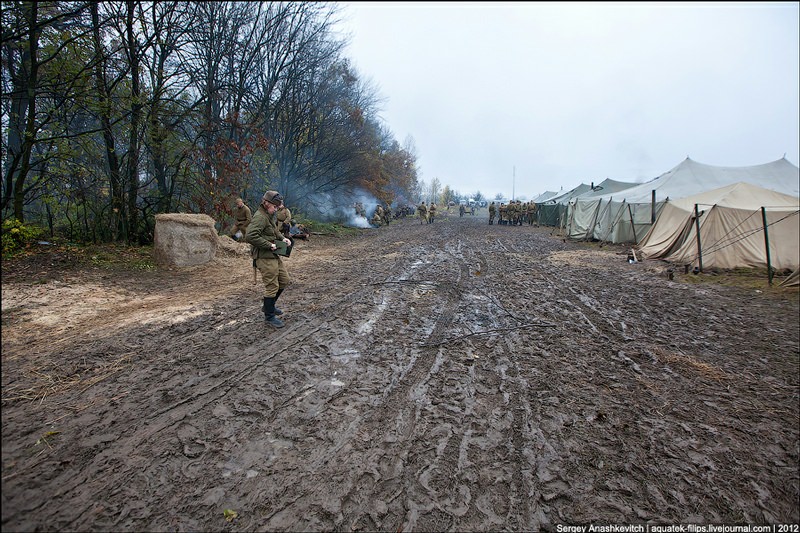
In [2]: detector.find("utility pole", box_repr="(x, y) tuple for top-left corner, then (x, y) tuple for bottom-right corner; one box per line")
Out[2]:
(512, 166), (515, 201)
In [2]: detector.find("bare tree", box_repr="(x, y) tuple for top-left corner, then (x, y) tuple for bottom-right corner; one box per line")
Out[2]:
(138, 1), (196, 220)
(426, 177), (441, 205)
(2, 0), (88, 221)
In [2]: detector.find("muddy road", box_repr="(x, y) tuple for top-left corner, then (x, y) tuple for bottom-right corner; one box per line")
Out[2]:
(2, 210), (798, 531)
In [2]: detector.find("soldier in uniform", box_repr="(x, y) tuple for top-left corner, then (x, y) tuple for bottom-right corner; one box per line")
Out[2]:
(276, 203), (292, 238)
(288, 219), (310, 240)
(383, 203), (392, 225)
(428, 203), (437, 224)
(231, 197), (252, 240)
(417, 201), (428, 224)
(511, 201), (521, 225)
(488, 201), (496, 224)
(246, 190), (293, 328)
(355, 202), (366, 218)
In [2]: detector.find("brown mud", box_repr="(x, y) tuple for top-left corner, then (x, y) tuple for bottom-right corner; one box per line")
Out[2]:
(2, 211), (798, 532)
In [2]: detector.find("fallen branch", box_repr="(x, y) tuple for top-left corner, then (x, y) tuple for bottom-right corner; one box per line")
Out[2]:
(422, 322), (557, 347)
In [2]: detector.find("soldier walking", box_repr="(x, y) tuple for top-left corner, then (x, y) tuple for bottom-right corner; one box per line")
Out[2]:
(417, 201), (428, 224)
(246, 190), (293, 328)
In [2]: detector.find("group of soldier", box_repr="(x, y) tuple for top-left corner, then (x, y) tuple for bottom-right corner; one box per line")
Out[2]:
(415, 201), (440, 224)
(370, 203), (393, 226)
(488, 200), (539, 226)
(354, 201), (416, 226)
(351, 198), (540, 228)
(231, 196), (306, 241)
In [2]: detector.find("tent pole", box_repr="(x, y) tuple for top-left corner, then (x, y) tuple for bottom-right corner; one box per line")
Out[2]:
(761, 206), (773, 285)
(694, 204), (703, 273)
(586, 200), (603, 241)
(627, 203), (638, 245)
(651, 190), (656, 224)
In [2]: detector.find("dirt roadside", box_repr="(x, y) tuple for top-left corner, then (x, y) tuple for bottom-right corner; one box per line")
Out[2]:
(2, 211), (798, 532)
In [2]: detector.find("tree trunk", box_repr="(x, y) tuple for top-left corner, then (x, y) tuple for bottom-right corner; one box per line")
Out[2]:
(91, 1), (123, 240)
(125, 0), (141, 242)
(10, 1), (40, 222)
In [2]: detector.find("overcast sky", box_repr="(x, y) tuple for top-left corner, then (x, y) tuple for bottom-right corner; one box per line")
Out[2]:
(334, 1), (800, 201)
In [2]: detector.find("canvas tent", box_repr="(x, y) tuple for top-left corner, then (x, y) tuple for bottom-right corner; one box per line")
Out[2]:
(563, 178), (640, 240)
(636, 182), (799, 270)
(564, 157), (800, 244)
(780, 267), (800, 286)
(537, 183), (594, 227)
(531, 191), (560, 204)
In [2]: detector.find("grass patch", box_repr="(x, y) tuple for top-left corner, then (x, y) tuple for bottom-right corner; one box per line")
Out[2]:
(679, 266), (794, 291)
(303, 220), (367, 237)
(82, 244), (157, 271)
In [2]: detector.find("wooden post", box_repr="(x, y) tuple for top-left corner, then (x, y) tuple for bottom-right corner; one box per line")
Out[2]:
(627, 203), (638, 245)
(651, 190), (656, 224)
(762, 206), (773, 285)
(694, 204), (703, 273)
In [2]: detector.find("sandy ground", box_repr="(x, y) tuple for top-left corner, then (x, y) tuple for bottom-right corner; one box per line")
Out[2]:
(1, 210), (798, 532)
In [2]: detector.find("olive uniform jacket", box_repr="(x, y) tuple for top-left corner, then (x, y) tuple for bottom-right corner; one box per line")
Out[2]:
(276, 206), (292, 226)
(246, 205), (285, 260)
(234, 204), (252, 232)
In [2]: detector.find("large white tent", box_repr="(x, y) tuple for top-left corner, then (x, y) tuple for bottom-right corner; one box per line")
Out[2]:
(636, 182), (799, 270)
(563, 178), (640, 239)
(563, 157), (800, 244)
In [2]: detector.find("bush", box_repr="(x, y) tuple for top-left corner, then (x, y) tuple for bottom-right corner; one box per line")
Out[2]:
(2, 219), (45, 257)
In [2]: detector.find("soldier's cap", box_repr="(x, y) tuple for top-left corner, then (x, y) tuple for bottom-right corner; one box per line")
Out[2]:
(262, 190), (283, 206)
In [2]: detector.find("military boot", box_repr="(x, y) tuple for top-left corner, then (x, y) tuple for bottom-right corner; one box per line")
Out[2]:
(263, 297), (285, 328)
(262, 293), (284, 315)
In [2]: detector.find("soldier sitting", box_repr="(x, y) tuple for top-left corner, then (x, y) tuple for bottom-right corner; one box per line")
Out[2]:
(288, 220), (310, 240)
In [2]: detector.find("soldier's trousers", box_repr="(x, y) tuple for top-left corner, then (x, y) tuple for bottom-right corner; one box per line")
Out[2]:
(255, 256), (290, 298)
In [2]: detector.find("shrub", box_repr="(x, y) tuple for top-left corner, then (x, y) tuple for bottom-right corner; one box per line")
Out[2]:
(2, 219), (45, 257)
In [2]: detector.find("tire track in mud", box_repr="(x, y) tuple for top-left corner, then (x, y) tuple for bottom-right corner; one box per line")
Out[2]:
(479, 228), (799, 524)
(483, 231), (675, 523)
(1, 236), (419, 531)
(156, 223), (474, 531)
(323, 223), (599, 530)
(139, 221), (524, 532)
(244, 221), (513, 531)
(284, 222), (477, 531)
(327, 224), (545, 531)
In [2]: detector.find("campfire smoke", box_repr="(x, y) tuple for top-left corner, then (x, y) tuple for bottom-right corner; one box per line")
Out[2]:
(304, 188), (380, 228)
